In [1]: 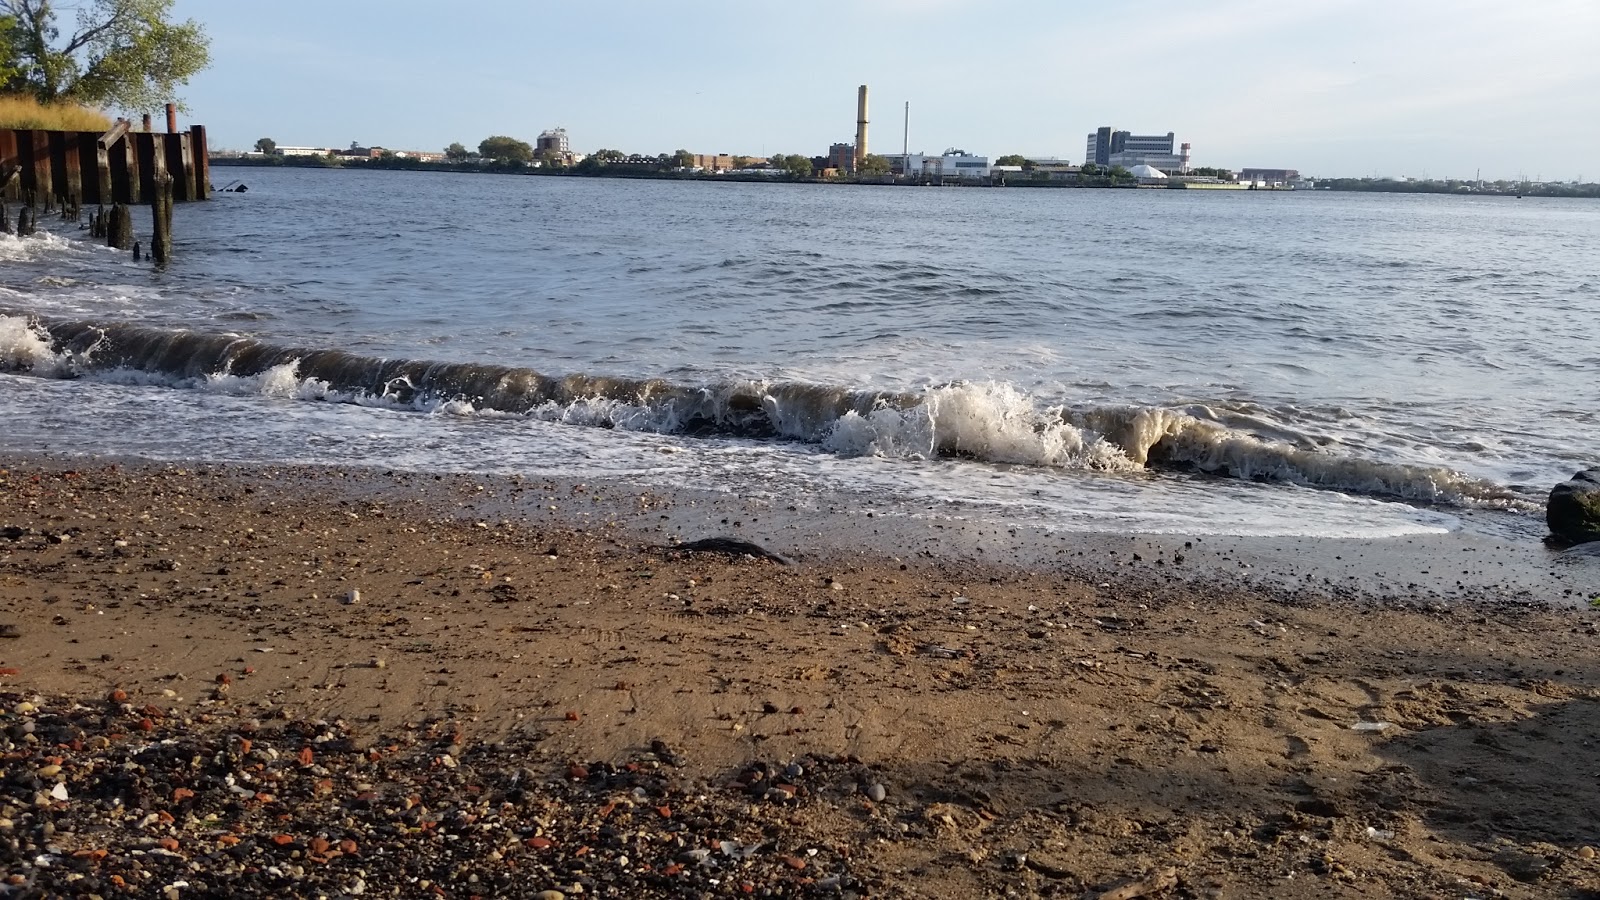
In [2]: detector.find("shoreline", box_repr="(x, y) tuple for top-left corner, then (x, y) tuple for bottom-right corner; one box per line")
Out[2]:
(4, 455), (1600, 897)
(205, 159), (1600, 198)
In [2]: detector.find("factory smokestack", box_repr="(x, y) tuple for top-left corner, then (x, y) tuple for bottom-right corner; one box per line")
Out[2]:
(855, 85), (869, 172)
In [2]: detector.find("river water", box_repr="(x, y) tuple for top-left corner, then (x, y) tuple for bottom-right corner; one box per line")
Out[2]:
(2, 170), (1596, 547)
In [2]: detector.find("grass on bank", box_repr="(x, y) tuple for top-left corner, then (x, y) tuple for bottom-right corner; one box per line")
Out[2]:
(0, 95), (113, 131)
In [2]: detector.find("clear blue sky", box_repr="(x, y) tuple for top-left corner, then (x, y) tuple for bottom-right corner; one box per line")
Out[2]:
(173, 0), (1600, 180)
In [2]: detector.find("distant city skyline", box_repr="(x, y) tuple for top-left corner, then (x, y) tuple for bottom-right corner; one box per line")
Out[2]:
(174, 0), (1600, 182)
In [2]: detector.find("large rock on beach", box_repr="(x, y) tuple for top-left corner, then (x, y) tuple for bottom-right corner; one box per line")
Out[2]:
(1548, 469), (1600, 545)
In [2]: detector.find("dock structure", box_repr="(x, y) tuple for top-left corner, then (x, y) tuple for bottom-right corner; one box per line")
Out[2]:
(0, 122), (210, 209)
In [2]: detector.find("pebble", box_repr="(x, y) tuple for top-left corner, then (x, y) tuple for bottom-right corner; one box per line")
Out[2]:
(0, 689), (870, 899)
(1580, 846), (1596, 860)
(865, 783), (887, 803)
(345, 589), (362, 605)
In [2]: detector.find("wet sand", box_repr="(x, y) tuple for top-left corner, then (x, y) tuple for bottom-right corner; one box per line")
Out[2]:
(3, 457), (1600, 898)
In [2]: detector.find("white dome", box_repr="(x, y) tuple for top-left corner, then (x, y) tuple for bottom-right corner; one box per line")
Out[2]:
(1129, 164), (1167, 179)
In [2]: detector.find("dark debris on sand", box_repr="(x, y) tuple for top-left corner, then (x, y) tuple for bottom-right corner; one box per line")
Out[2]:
(1, 691), (870, 899)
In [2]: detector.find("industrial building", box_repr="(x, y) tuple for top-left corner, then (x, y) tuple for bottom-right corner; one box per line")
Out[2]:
(1239, 168), (1300, 186)
(1084, 127), (1190, 173)
(828, 143), (856, 173)
(688, 154), (766, 172)
(882, 151), (990, 180)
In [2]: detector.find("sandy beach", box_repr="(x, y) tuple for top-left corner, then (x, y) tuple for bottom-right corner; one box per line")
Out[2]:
(3, 456), (1599, 898)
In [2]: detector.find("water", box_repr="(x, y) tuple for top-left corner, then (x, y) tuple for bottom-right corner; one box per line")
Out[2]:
(3, 170), (1596, 543)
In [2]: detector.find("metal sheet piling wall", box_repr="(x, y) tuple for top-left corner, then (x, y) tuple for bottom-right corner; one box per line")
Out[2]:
(0, 126), (211, 206)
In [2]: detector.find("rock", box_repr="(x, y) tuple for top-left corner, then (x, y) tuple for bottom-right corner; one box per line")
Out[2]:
(1548, 469), (1600, 545)
(1493, 847), (1551, 883)
(865, 783), (887, 803)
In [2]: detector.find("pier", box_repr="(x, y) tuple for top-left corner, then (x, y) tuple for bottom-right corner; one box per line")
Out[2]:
(0, 121), (210, 209)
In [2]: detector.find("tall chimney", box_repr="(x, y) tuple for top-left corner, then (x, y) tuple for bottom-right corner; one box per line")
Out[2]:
(855, 85), (869, 172)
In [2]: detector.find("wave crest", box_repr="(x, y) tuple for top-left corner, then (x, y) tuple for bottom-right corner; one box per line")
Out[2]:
(0, 313), (1527, 509)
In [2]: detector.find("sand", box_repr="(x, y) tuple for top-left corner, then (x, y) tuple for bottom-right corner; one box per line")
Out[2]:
(3, 456), (1600, 898)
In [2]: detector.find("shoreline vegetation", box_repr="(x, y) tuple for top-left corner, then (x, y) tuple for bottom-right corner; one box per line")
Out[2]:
(206, 155), (1600, 197)
(0, 96), (111, 131)
(4, 457), (1600, 897)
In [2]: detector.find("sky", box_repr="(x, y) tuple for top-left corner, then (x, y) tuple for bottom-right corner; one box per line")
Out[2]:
(170, 0), (1600, 180)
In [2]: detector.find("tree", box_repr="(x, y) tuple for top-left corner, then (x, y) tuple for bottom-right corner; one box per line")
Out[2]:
(1108, 165), (1132, 182)
(253, 137), (276, 155)
(444, 141), (469, 162)
(477, 135), (533, 162)
(592, 148), (625, 163)
(994, 154), (1027, 167)
(1079, 162), (1099, 177)
(0, 14), (20, 85)
(671, 148), (694, 169)
(731, 155), (750, 170)
(857, 153), (891, 176)
(781, 154), (812, 178)
(2, 0), (210, 111)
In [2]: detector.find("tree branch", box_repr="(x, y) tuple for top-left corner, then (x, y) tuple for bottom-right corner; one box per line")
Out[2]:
(61, 8), (126, 55)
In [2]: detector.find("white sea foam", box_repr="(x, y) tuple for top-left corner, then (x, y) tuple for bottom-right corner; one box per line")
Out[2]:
(0, 315), (77, 377)
(822, 382), (1137, 470)
(0, 231), (76, 263)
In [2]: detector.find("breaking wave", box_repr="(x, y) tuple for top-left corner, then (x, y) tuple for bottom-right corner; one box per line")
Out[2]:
(0, 314), (1527, 510)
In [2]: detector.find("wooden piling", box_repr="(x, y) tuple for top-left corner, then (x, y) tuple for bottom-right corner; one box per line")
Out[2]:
(1, 200), (9, 235)
(108, 203), (134, 251)
(6, 124), (209, 206)
(151, 174), (173, 266)
(17, 205), (35, 237)
(190, 125), (210, 199)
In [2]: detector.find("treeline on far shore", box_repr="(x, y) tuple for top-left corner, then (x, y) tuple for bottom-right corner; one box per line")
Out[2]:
(1314, 177), (1600, 198)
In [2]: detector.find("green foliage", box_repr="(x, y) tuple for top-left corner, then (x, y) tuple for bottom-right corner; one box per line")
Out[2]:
(2, 0), (211, 112)
(592, 148), (625, 163)
(0, 14), (19, 85)
(672, 148), (694, 169)
(477, 135), (532, 162)
(769, 154), (811, 178)
(1108, 165), (1133, 181)
(1079, 162), (1099, 177)
(857, 153), (891, 176)
(994, 154), (1027, 167)
(254, 137), (276, 155)
(444, 142), (469, 161)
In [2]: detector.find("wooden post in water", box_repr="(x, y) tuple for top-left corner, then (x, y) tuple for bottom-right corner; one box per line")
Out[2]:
(108, 204), (134, 250)
(151, 174), (173, 266)
(0, 200), (9, 235)
(17, 205), (35, 236)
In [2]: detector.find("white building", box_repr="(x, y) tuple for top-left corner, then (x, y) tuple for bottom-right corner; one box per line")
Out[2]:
(896, 151), (990, 180)
(275, 145), (334, 157)
(1128, 164), (1169, 183)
